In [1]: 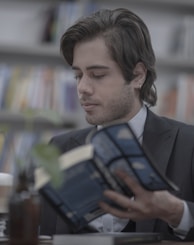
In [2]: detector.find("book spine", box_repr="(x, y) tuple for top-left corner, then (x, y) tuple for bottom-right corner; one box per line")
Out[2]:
(93, 155), (125, 194)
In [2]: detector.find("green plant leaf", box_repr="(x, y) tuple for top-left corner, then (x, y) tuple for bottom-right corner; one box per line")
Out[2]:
(0, 108), (65, 189)
(0, 125), (10, 133)
(30, 143), (63, 188)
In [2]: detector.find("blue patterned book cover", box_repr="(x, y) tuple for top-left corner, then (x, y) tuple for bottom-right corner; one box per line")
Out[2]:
(35, 123), (179, 232)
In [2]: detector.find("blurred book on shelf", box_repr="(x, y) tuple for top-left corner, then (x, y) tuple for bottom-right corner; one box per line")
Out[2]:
(176, 74), (194, 123)
(41, 0), (99, 45)
(0, 1), (48, 45)
(169, 15), (194, 60)
(0, 108), (77, 179)
(154, 75), (178, 120)
(0, 64), (79, 115)
(0, 0), (98, 46)
(153, 74), (194, 124)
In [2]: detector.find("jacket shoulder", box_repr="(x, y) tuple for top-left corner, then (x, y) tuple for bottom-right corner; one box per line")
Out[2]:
(50, 127), (94, 153)
(147, 109), (194, 139)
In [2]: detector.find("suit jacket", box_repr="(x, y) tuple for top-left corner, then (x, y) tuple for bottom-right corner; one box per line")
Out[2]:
(39, 109), (194, 240)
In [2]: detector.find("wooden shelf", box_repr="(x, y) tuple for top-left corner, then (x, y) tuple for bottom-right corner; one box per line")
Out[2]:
(0, 43), (65, 66)
(156, 56), (194, 74)
(103, 0), (194, 12)
(0, 43), (60, 57)
(0, 110), (78, 132)
(122, 0), (194, 7)
(1, 43), (194, 73)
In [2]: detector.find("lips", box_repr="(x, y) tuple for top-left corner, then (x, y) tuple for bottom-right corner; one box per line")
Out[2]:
(82, 103), (97, 111)
(80, 101), (98, 111)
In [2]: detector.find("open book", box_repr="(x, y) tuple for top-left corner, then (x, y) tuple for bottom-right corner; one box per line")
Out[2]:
(35, 123), (179, 232)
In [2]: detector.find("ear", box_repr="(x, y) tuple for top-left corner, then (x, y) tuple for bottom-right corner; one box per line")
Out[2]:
(132, 62), (147, 89)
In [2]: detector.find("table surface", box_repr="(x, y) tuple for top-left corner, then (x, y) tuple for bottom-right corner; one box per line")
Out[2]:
(0, 237), (193, 245)
(42, 240), (193, 245)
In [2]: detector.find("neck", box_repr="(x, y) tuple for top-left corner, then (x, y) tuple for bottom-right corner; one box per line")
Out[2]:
(102, 103), (143, 127)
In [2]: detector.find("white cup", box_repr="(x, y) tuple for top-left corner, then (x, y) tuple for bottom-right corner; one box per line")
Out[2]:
(0, 173), (13, 213)
(0, 173), (13, 237)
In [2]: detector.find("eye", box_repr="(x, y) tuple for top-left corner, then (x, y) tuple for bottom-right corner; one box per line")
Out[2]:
(74, 73), (82, 81)
(92, 73), (105, 79)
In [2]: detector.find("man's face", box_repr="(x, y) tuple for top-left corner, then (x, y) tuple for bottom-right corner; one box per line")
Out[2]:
(72, 37), (143, 126)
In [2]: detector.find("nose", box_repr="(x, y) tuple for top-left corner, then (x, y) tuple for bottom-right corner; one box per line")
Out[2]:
(77, 75), (93, 95)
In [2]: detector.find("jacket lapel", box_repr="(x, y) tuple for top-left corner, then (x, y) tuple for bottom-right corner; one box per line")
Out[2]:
(69, 126), (96, 147)
(143, 109), (178, 174)
(136, 109), (179, 232)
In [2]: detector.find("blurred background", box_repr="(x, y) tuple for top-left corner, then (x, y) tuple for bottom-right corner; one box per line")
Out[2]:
(0, 1), (193, 238)
(0, 0), (194, 125)
(0, 0), (194, 173)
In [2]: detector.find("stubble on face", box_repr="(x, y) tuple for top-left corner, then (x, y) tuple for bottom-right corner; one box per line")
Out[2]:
(85, 83), (136, 126)
(73, 37), (142, 126)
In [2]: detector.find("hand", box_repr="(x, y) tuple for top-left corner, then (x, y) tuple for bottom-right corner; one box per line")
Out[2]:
(99, 171), (184, 227)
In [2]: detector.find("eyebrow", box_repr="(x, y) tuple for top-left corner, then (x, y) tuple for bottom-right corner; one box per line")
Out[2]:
(72, 65), (110, 71)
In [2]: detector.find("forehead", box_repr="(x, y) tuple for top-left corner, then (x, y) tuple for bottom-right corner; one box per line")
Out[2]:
(72, 37), (113, 67)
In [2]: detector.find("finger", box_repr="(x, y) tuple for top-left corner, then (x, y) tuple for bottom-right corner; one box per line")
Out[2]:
(115, 170), (145, 195)
(99, 201), (131, 219)
(103, 190), (134, 210)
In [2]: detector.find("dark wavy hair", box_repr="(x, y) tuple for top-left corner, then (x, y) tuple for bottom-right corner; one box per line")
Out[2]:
(60, 8), (157, 106)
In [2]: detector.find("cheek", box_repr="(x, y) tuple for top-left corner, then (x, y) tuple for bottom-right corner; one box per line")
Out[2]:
(100, 88), (118, 100)
(101, 88), (123, 107)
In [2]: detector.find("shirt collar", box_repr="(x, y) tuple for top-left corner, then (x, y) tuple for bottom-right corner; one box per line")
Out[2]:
(129, 104), (147, 143)
(97, 105), (147, 143)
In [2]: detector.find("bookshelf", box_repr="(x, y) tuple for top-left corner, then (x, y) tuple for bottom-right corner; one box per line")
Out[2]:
(1, 43), (194, 73)
(0, 110), (79, 176)
(97, 0), (194, 124)
(0, 0), (96, 130)
(0, 0), (194, 125)
(0, 0), (194, 70)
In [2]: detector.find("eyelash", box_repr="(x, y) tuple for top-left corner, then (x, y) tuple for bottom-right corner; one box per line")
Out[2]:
(74, 75), (82, 81)
(93, 74), (105, 79)
(74, 73), (105, 81)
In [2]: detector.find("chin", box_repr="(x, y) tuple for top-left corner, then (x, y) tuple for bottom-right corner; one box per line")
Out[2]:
(86, 113), (111, 126)
(85, 117), (95, 125)
(86, 116), (101, 126)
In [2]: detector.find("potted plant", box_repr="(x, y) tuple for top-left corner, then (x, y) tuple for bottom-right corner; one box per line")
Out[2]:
(0, 108), (75, 244)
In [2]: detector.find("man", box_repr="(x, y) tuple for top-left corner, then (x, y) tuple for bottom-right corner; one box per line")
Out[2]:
(39, 8), (194, 240)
